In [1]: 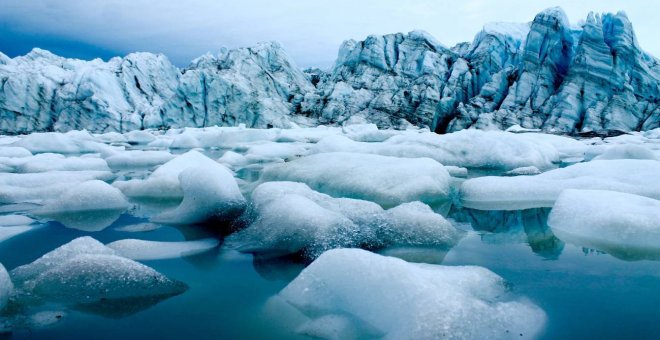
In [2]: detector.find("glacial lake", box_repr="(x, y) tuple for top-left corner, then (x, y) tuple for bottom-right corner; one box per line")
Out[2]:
(2, 205), (660, 339)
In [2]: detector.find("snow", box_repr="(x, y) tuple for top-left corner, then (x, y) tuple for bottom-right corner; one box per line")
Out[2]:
(260, 152), (451, 207)
(460, 160), (660, 210)
(0, 263), (12, 311)
(106, 238), (219, 260)
(227, 182), (461, 259)
(548, 189), (660, 260)
(278, 248), (547, 339)
(151, 165), (246, 224)
(10, 237), (186, 303)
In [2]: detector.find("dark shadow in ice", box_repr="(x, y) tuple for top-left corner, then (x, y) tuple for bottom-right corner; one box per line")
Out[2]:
(73, 293), (184, 319)
(252, 253), (306, 282)
(451, 207), (564, 260)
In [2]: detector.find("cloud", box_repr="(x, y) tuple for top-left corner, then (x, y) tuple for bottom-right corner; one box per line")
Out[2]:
(0, 0), (656, 68)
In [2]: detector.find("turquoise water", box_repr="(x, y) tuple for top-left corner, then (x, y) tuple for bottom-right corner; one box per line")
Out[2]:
(2, 206), (660, 339)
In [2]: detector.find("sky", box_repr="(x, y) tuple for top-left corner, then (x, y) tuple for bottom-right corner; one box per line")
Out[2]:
(0, 0), (657, 68)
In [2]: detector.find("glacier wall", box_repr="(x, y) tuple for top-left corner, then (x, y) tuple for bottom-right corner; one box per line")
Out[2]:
(0, 7), (659, 134)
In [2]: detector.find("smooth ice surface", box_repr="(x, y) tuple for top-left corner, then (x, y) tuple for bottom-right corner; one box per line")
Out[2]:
(548, 189), (660, 260)
(0, 215), (34, 226)
(0, 170), (114, 204)
(592, 144), (658, 160)
(311, 130), (564, 170)
(260, 152), (451, 207)
(10, 237), (186, 303)
(114, 150), (222, 199)
(278, 248), (547, 339)
(37, 180), (129, 214)
(105, 150), (175, 169)
(0, 262), (12, 311)
(460, 160), (660, 210)
(151, 163), (246, 224)
(228, 182), (461, 259)
(106, 238), (219, 260)
(0, 226), (33, 243)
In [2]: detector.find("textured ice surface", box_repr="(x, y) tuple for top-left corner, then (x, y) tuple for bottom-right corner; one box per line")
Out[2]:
(548, 189), (660, 260)
(107, 238), (219, 260)
(278, 248), (547, 339)
(37, 180), (129, 214)
(152, 162), (246, 224)
(0, 171), (115, 204)
(592, 144), (658, 161)
(0, 262), (12, 311)
(10, 237), (186, 303)
(105, 150), (175, 169)
(228, 182), (461, 259)
(261, 152), (451, 207)
(460, 160), (660, 210)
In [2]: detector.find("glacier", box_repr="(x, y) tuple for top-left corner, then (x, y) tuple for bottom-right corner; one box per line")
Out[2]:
(0, 7), (658, 135)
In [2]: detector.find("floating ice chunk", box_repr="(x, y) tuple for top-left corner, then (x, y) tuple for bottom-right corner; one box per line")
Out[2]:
(593, 144), (658, 160)
(94, 131), (128, 144)
(312, 130), (561, 170)
(0, 147), (32, 158)
(548, 189), (660, 260)
(106, 238), (219, 260)
(0, 171), (115, 204)
(12, 132), (81, 154)
(445, 165), (468, 178)
(0, 226), (33, 243)
(505, 166), (541, 176)
(260, 152), (451, 207)
(217, 151), (248, 169)
(105, 150), (175, 169)
(35, 180), (129, 231)
(278, 248), (546, 339)
(243, 142), (308, 162)
(114, 150), (220, 199)
(37, 180), (129, 214)
(124, 130), (156, 144)
(14, 154), (110, 173)
(0, 263), (12, 310)
(115, 222), (162, 233)
(0, 215), (34, 226)
(10, 237), (186, 303)
(228, 182), (461, 259)
(460, 160), (660, 210)
(152, 165), (246, 224)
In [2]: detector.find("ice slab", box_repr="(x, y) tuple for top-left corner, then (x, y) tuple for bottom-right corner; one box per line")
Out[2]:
(278, 248), (547, 339)
(260, 152), (451, 207)
(107, 238), (219, 260)
(460, 160), (660, 210)
(548, 189), (660, 260)
(228, 182), (461, 259)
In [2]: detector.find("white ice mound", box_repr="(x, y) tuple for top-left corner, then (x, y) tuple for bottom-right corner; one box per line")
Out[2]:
(593, 144), (658, 161)
(0, 147), (32, 158)
(10, 237), (186, 303)
(106, 238), (219, 260)
(548, 189), (660, 260)
(114, 150), (221, 199)
(151, 164), (246, 224)
(0, 170), (114, 204)
(460, 160), (660, 210)
(311, 129), (569, 170)
(37, 180), (129, 214)
(260, 152), (451, 207)
(278, 248), (547, 339)
(0, 263), (13, 311)
(228, 182), (461, 259)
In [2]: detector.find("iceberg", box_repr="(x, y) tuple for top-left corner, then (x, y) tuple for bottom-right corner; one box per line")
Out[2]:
(277, 248), (547, 339)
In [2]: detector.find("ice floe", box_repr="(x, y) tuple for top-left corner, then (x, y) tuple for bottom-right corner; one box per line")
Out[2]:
(277, 248), (547, 339)
(107, 238), (219, 260)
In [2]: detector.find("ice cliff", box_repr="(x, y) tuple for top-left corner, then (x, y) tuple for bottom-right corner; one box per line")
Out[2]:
(1, 7), (658, 134)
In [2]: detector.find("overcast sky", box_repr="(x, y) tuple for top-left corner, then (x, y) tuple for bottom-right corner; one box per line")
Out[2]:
(0, 1), (657, 68)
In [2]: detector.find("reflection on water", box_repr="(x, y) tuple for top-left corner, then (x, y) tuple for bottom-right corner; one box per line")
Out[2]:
(451, 207), (564, 260)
